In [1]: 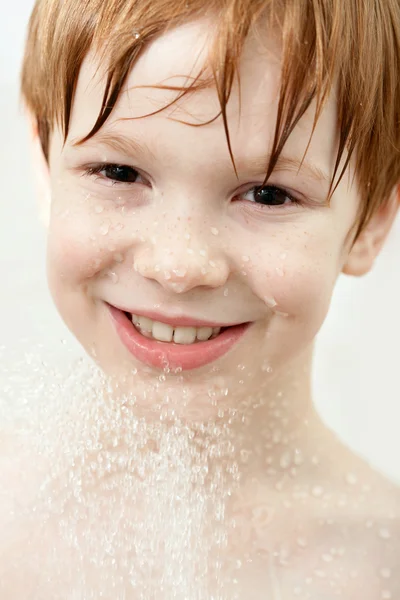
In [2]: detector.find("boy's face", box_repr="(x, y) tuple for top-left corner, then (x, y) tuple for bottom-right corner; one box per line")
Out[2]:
(41, 19), (392, 401)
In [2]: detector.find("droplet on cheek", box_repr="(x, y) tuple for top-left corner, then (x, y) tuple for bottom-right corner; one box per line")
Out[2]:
(99, 222), (110, 236)
(264, 297), (277, 308)
(105, 271), (119, 284)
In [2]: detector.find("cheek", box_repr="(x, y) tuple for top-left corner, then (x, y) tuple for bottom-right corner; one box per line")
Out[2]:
(247, 230), (341, 323)
(46, 189), (127, 286)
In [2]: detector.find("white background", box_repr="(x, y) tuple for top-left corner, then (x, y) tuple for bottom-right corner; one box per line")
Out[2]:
(1, 0), (399, 482)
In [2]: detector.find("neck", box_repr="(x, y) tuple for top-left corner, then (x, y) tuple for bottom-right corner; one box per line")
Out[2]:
(84, 343), (328, 489)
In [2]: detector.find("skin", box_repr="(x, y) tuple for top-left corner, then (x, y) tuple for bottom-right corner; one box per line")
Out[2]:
(3, 16), (398, 599)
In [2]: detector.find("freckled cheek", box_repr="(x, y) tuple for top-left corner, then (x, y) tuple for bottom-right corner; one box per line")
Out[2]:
(250, 253), (336, 320)
(46, 211), (121, 284)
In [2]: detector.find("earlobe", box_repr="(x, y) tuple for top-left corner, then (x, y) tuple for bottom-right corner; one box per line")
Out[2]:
(342, 185), (399, 277)
(27, 113), (52, 227)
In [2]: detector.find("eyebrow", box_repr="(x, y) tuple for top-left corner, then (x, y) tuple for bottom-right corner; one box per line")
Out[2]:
(233, 154), (331, 186)
(71, 131), (157, 162)
(73, 131), (330, 185)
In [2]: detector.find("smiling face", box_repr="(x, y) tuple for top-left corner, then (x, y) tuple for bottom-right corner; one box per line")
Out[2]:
(39, 18), (371, 408)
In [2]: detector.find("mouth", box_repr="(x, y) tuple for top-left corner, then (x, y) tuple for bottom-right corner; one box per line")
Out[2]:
(107, 305), (251, 371)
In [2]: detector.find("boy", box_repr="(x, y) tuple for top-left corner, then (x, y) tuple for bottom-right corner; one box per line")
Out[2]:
(1, 0), (399, 598)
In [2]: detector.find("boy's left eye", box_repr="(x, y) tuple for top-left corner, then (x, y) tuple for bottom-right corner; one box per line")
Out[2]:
(84, 163), (143, 184)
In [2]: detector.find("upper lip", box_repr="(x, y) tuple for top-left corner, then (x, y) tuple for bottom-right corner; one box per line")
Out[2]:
(111, 304), (245, 328)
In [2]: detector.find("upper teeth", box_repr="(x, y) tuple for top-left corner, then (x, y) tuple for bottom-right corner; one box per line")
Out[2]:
(131, 314), (222, 344)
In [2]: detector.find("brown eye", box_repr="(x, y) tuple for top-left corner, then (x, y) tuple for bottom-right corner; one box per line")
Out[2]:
(253, 186), (292, 206)
(102, 165), (140, 183)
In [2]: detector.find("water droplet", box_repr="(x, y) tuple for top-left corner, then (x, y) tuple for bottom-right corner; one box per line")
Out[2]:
(242, 255), (250, 262)
(211, 227), (219, 235)
(100, 222), (110, 235)
(380, 568), (391, 579)
(209, 260), (216, 268)
(322, 552), (333, 563)
(199, 249), (207, 257)
(275, 267), (285, 277)
(114, 223), (124, 231)
(223, 288), (229, 297)
(314, 569), (326, 578)
(113, 253), (124, 263)
(381, 591), (392, 599)
(293, 587), (302, 596)
(279, 252), (288, 260)
(265, 297), (277, 308)
(279, 451), (292, 469)
(184, 233), (191, 240)
(378, 527), (391, 540)
(345, 472), (358, 485)
(296, 537), (307, 548)
(95, 205), (104, 214)
(311, 485), (324, 497)
(133, 30), (141, 39)
(293, 448), (304, 465)
(172, 268), (187, 278)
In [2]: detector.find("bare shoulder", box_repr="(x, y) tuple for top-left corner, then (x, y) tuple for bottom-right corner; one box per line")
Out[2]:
(329, 464), (400, 600)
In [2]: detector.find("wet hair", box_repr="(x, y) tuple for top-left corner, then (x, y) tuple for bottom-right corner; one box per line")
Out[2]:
(21, 0), (400, 239)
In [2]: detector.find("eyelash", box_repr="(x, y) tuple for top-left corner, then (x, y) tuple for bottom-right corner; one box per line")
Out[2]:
(82, 163), (303, 209)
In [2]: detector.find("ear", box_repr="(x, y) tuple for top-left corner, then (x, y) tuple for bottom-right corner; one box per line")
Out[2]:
(27, 113), (52, 227)
(342, 185), (399, 276)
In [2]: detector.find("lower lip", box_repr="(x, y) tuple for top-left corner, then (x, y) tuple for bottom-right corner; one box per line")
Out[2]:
(107, 305), (251, 371)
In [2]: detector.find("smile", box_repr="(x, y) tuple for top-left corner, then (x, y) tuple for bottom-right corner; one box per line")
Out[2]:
(107, 304), (251, 371)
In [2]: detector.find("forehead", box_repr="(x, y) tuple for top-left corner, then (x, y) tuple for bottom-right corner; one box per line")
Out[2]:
(66, 19), (339, 172)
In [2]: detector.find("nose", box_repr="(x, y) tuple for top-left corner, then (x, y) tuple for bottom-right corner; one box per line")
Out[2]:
(133, 226), (230, 294)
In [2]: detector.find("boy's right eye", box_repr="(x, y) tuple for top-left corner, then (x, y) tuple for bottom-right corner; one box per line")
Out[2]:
(84, 163), (143, 185)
